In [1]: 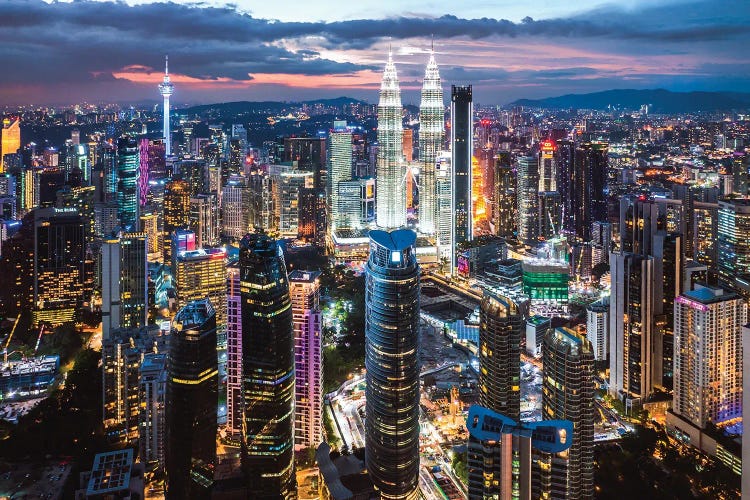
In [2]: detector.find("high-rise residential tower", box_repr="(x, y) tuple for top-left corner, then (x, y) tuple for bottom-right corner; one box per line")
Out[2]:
(158, 56), (174, 156)
(239, 233), (296, 498)
(139, 352), (167, 472)
(289, 270), (323, 451)
(165, 299), (218, 499)
(418, 48), (444, 234)
(451, 85), (473, 263)
(672, 285), (746, 430)
(541, 327), (595, 500)
(365, 229), (420, 500)
(376, 50), (405, 229)
(468, 290), (524, 499)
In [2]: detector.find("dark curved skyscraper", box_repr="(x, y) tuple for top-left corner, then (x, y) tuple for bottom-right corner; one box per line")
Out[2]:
(365, 229), (420, 500)
(478, 290), (523, 420)
(468, 290), (524, 499)
(239, 233), (296, 499)
(165, 299), (218, 499)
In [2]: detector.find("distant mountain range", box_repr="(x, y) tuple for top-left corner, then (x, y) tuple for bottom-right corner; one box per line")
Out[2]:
(180, 96), (369, 115)
(510, 89), (750, 113)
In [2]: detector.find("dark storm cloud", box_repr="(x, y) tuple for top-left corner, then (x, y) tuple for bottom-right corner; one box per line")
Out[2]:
(0, 0), (747, 102)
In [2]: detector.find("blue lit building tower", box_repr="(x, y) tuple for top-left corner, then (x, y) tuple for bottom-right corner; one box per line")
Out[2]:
(365, 229), (420, 500)
(159, 55), (174, 156)
(117, 137), (139, 230)
(239, 233), (296, 498)
(466, 405), (574, 500)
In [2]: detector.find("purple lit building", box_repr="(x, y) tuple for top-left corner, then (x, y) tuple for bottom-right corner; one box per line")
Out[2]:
(225, 261), (243, 438)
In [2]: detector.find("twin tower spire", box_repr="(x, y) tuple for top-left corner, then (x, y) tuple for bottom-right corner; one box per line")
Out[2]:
(375, 46), (445, 232)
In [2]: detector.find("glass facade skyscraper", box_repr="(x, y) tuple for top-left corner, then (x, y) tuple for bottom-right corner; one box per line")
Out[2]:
(239, 233), (296, 498)
(418, 49), (444, 235)
(117, 137), (139, 230)
(166, 299), (218, 499)
(451, 85), (473, 264)
(365, 229), (420, 500)
(517, 155), (540, 246)
(376, 51), (405, 229)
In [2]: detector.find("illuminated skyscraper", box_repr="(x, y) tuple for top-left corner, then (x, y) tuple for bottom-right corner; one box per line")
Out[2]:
(117, 137), (140, 230)
(586, 298), (609, 361)
(239, 234), (296, 498)
(166, 299), (218, 499)
(330, 121), (353, 231)
(33, 207), (86, 325)
(538, 139), (557, 192)
(435, 151), (453, 262)
(466, 406), (574, 500)
(221, 178), (250, 240)
(540, 327), (595, 500)
(609, 252), (657, 401)
(672, 285), (745, 430)
(493, 156), (515, 238)
(289, 270), (323, 450)
(298, 187), (327, 245)
(538, 191), (562, 239)
(478, 291), (523, 418)
(173, 247), (227, 332)
(572, 142), (607, 241)
(279, 169), (314, 237)
(717, 198), (750, 295)
(517, 156), (540, 246)
(1, 117), (20, 173)
(468, 290), (524, 499)
(189, 193), (220, 248)
(100, 232), (148, 340)
(451, 85), (472, 268)
(418, 48), (444, 234)
(158, 56), (174, 156)
(139, 353), (167, 472)
(365, 229), (420, 500)
(163, 179), (190, 259)
(376, 50), (405, 229)
(225, 262), (243, 438)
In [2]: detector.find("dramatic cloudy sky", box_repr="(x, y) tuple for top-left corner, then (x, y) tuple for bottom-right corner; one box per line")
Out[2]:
(1, 0), (748, 105)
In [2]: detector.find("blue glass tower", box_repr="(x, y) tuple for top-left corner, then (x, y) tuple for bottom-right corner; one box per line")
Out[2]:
(239, 233), (296, 498)
(365, 229), (420, 500)
(117, 137), (139, 230)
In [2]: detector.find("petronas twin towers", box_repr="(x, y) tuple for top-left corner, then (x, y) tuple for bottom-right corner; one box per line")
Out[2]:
(375, 47), (445, 231)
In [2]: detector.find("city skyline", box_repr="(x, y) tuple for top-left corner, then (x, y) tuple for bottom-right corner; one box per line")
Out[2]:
(0, 0), (747, 105)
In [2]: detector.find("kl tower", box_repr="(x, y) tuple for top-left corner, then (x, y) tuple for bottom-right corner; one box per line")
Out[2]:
(158, 55), (174, 156)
